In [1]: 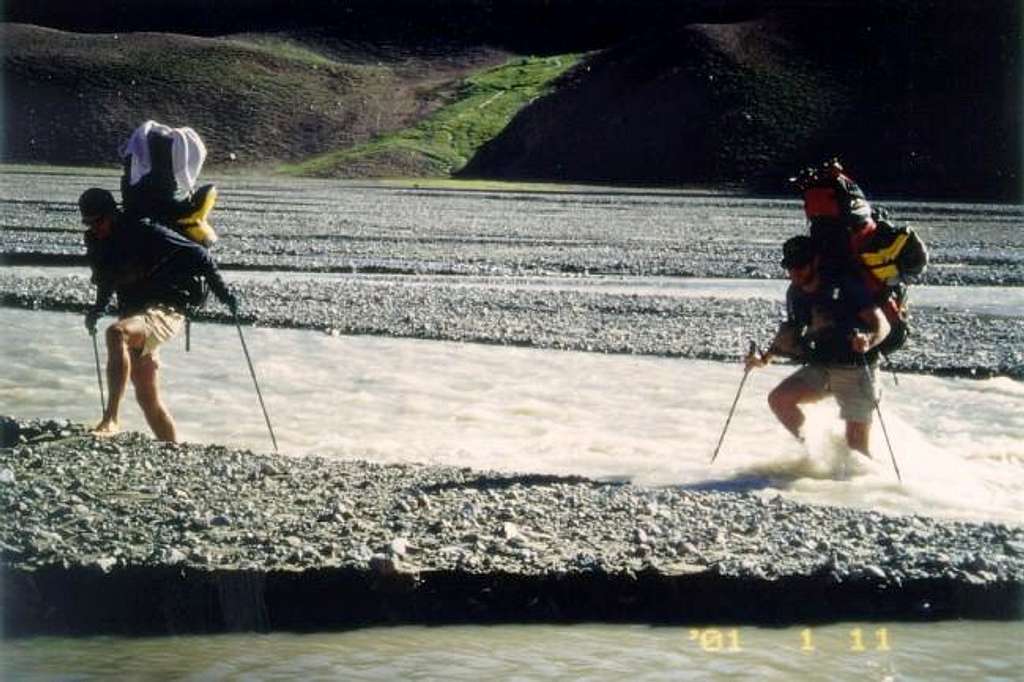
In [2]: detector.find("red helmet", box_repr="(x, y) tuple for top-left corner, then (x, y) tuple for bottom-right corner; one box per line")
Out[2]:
(792, 159), (872, 226)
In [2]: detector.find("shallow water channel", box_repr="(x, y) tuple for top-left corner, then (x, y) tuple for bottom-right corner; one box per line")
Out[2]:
(3, 621), (1022, 681)
(9, 265), (1024, 317)
(4, 305), (1023, 524)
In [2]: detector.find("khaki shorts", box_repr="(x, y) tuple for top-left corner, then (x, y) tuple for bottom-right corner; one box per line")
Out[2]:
(788, 364), (879, 423)
(123, 305), (185, 358)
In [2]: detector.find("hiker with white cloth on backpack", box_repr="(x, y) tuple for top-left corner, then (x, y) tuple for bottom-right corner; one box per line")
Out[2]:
(80, 121), (236, 442)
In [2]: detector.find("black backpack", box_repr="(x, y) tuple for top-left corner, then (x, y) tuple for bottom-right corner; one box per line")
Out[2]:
(134, 216), (213, 351)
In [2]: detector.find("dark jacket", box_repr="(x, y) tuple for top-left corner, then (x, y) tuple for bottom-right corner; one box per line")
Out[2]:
(785, 271), (881, 366)
(86, 214), (231, 317)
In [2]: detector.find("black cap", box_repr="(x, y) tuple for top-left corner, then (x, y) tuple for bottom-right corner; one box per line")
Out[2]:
(78, 188), (117, 222)
(781, 235), (816, 269)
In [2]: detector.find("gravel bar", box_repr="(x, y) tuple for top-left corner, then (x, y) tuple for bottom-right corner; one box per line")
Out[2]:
(5, 184), (1024, 379)
(2, 417), (1022, 635)
(2, 272), (1023, 380)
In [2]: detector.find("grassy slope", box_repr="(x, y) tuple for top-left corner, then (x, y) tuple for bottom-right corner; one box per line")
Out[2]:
(279, 55), (581, 177)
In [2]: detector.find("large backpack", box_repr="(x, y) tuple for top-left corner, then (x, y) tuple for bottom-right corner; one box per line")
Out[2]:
(855, 207), (929, 354)
(120, 123), (221, 344)
(793, 160), (929, 354)
(120, 122), (219, 247)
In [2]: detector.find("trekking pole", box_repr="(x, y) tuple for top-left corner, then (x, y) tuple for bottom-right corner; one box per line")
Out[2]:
(90, 330), (106, 412)
(711, 340), (758, 464)
(860, 354), (902, 483)
(233, 312), (279, 452)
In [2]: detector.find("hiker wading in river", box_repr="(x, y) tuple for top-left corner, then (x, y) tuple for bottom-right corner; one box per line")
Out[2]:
(79, 187), (237, 442)
(745, 235), (891, 456)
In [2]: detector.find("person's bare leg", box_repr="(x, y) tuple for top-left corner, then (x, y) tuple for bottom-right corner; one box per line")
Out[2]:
(94, 317), (148, 436)
(768, 375), (826, 442)
(846, 421), (872, 457)
(132, 352), (177, 442)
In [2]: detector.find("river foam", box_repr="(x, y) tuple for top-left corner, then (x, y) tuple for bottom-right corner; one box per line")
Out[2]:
(2, 308), (1020, 525)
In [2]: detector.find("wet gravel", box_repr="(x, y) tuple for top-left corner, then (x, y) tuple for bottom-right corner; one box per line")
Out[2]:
(2, 271), (1022, 379)
(4, 205), (1024, 286)
(4, 174), (1024, 378)
(2, 173), (1024, 287)
(3, 417), (1022, 585)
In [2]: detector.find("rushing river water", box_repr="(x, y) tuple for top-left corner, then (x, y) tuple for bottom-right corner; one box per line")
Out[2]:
(3, 307), (1022, 525)
(2, 175), (1022, 679)
(3, 306), (1023, 679)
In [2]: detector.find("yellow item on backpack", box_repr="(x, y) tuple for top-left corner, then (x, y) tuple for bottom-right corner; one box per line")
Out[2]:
(177, 184), (219, 247)
(859, 231), (911, 283)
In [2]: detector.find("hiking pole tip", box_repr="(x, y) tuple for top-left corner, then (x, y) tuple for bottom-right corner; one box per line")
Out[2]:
(234, 311), (279, 453)
(861, 354), (902, 483)
(90, 329), (106, 413)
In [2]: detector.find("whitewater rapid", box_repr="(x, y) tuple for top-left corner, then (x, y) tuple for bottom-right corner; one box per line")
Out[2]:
(3, 308), (1020, 525)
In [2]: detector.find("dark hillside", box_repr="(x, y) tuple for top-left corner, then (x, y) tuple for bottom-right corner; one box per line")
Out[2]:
(775, 2), (1021, 199)
(461, 3), (1021, 200)
(461, 18), (849, 187)
(2, 1), (1020, 199)
(3, 0), (760, 52)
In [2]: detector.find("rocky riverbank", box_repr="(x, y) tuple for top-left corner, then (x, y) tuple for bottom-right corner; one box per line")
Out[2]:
(2, 417), (1022, 635)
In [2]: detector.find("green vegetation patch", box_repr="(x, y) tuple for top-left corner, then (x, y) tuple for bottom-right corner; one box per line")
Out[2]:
(281, 54), (582, 178)
(225, 35), (340, 68)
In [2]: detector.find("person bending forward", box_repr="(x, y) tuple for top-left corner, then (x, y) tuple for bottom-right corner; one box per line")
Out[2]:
(746, 236), (890, 456)
(78, 188), (237, 442)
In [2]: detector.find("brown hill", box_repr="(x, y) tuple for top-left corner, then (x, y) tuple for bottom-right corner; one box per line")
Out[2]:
(1, 1), (1021, 200)
(1, 23), (508, 171)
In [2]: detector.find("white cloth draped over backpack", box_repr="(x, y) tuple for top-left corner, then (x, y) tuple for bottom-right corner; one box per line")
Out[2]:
(119, 120), (207, 193)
